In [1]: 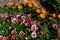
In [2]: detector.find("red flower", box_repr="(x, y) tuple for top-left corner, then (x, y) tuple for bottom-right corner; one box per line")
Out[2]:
(11, 30), (16, 35)
(11, 35), (16, 40)
(19, 31), (25, 37)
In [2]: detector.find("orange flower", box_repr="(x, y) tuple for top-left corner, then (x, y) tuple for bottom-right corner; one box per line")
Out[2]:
(33, 2), (39, 7)
(7, 1), (13, 6)
(58, 14), (60, 18)
(18, 5), (22, 9)
(40, 14), (45, 19)
(12, 6), (16, 9)
(52, 13), (56, 18)
(41, 8), (47, 14)
(28, 3), (32, 7)
(36, 8), (41, 14)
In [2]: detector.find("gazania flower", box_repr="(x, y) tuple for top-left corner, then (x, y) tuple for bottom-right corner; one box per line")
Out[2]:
(19, 31), (25, 37)
(36, 8), (41, 14)
(11, 35), (16, 40)
(40, 14), (45, 19)
(58, 14), (60, 19)
(7, 1), (13, 6)
(31, 31), (37, 38)
(11, 30), (16, 35)
(52, 24), (58, 29)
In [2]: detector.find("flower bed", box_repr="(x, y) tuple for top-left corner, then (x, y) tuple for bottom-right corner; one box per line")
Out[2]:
(0, 0), (60, 40)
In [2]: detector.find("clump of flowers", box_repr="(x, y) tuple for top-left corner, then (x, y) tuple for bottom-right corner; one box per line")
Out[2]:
(0, 0), (60, 40)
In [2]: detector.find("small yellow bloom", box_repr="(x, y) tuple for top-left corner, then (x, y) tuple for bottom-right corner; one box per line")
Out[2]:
(58, 14), (60, 18)
(40, 14), (45, 19)
(18, 5), (22, 9)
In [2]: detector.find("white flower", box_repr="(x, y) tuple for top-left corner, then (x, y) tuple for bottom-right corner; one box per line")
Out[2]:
(31, 31), (37, 38)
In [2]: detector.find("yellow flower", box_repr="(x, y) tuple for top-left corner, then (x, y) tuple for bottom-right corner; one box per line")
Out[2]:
(7, 1), (13, 6)
(18, 5), (22, 9)
(52, 13), (56, 18)
(36, 8), (41, 14)
(58, 14), (60, 18)
(40, 14), (45, 19)
(28, 3), (32, 7)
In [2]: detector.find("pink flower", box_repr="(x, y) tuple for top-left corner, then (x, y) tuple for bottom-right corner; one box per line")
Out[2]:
(11, 30), (16, 35)
(19, 31), (25, 37)
(31, 25), (38, 32)
(31, 31), (37, 38)
(25, 21), (29, 26)
(11, 18), (17, 23)
(21, 16), (26, 20)
(3, 37), (7, 40)
(31, 21), (36, 25)
(0, 36), (3, 40)
(52, 24), (58, 29)
(11, 35), (16, 40)
(27, 14), (32, 19)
